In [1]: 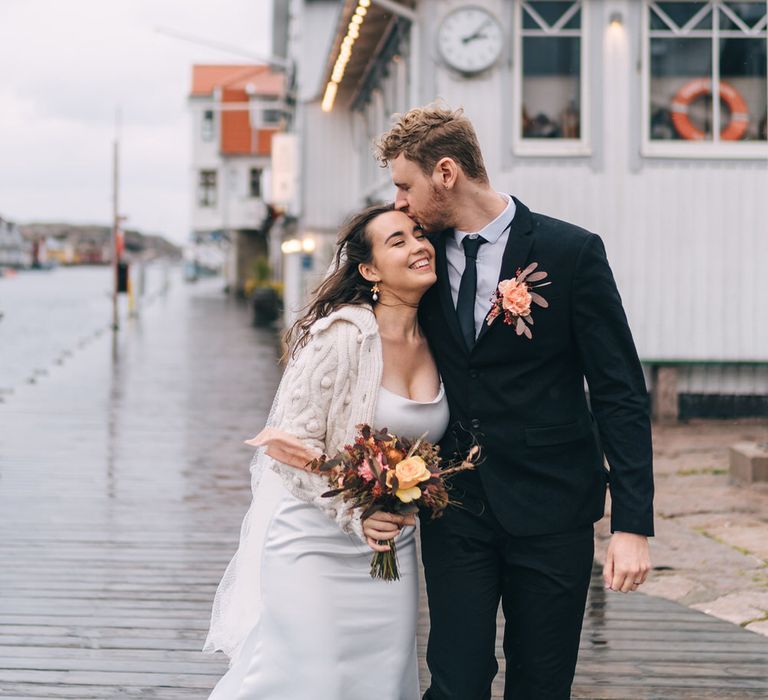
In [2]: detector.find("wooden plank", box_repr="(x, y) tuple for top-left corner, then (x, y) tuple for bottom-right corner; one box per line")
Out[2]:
(0, 669), (219, 688)
(0, 636), (208, 652)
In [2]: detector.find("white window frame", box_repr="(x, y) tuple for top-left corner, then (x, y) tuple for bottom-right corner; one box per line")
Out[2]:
(248, 96), (284, 129)
(512, 0), (591, 157)
(201, 109), (215, 142)
(641, 0), (768, 160)
(249, 167), (263, 199)
(198, 169), (218, 208)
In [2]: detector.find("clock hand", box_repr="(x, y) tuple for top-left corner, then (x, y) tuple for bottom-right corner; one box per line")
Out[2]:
(462, 18), (492, 44)
(463, 32), (488, 44)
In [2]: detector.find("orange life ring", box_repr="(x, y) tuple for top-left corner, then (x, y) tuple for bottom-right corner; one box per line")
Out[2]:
(670, 78), (749, 141)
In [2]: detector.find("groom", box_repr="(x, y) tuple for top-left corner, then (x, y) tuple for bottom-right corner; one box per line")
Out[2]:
(370, 106), (654, 699)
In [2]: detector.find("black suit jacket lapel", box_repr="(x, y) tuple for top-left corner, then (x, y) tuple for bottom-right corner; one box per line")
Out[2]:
(475, 198), (535, 346)
(433, 232), (467, 353)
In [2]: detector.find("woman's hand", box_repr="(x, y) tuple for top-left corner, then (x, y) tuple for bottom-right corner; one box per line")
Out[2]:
(363, 511), (417, 552)
(245, 427), (321, 470)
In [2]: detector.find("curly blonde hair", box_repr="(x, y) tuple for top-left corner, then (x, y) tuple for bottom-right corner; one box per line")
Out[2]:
(375, 104), (488, 183)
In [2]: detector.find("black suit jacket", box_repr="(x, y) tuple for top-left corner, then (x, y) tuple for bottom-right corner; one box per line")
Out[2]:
(420, 198), (654, 537)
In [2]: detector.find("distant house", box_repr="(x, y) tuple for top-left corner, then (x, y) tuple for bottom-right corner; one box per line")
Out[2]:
(0, 216), (29, 268)
(188, 64), (286, 295)
(43, 237), (74, 266)
(276, 0), (768, 419)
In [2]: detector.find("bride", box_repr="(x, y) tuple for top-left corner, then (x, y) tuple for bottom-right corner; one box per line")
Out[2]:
(203, 203), (449, 699)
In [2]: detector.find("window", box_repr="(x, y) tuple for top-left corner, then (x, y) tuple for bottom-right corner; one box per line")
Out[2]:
(261, 108), (283, 126)
(513, 1), (590, 156)
(643, 1), (768, 157)
(249, 168), (262, 198)
(198, 170), (217, 208)
(202, 110), (215, 142)
(248, 97), (284, 129)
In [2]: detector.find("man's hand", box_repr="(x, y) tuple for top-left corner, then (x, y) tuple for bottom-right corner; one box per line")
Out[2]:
(363, 511), (417, 552)
(244, 428), (321, 470)
(603, 532), (651, 593)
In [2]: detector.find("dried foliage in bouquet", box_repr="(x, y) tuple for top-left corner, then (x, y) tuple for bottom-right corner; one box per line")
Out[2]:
(306, 424), (480, 581)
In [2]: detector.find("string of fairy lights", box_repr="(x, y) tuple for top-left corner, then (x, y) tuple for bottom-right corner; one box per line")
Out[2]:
(321, 0), (371, 112)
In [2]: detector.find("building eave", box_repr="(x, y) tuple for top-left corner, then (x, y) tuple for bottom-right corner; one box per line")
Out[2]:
(319, 0), (415, 110)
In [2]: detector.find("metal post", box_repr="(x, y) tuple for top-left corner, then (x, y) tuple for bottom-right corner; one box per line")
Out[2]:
(112, 120), (120, 331)
(282, 249), (302, 330)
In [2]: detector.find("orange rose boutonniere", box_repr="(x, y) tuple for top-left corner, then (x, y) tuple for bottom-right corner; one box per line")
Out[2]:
(486, 262), (551, 339)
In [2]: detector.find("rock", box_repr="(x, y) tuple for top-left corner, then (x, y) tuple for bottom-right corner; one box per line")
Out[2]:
(730, 442), (768, 483)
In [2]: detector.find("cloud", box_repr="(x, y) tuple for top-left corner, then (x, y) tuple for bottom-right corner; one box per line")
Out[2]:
(0, 0), (273, 243)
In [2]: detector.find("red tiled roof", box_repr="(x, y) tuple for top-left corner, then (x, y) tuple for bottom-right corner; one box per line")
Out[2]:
(191, 65), (283, 156)
(190, 65), (284, 97)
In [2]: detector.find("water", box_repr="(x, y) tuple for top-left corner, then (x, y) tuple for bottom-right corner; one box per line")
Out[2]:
(0, 264), (172, 394)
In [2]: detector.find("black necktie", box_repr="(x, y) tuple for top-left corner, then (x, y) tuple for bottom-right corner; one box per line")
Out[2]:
(457, 235), (487, 350)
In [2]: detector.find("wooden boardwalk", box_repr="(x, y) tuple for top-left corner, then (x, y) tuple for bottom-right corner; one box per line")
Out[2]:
(1, 278), (767, 699)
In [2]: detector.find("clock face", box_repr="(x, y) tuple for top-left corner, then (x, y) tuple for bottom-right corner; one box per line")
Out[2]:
(437, 6), (504, 75)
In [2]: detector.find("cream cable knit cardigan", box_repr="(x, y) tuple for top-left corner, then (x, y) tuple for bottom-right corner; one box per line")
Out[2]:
(269, 304), (382, 541)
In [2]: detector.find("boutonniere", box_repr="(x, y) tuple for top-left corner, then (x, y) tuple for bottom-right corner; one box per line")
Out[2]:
(486, 262), (551, 339)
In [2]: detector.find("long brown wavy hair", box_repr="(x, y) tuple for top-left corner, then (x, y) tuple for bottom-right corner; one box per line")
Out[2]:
(284, 202), (394, 357)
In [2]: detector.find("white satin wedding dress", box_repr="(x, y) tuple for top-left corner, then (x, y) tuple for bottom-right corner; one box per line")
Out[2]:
(207, 383), (449, 700)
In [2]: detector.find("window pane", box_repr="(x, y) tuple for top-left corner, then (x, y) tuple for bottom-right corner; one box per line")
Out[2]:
(249, 168), (262, 198)
(523, 7), (542, 30)
(719, 38), (768, 141)
(522, 37), (580, 138)
(655, 2), (709, 28)
(650, 9), (673, 31)
(262, 109), (282, 126)
(561, 7), (581, 30)
(202, 110), (214, 142)
(198, 170), (217, 207)
(720, 2), (766, 31)
(524, 2), (580, 28)
(650, 38), (713, 141)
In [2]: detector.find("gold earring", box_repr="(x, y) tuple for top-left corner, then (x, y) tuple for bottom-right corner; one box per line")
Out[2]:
(371, 283), (380, 302)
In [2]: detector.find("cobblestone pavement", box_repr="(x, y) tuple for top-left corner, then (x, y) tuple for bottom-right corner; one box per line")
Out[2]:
(1, 276), (767, 698)
(596, 419), (768, 638)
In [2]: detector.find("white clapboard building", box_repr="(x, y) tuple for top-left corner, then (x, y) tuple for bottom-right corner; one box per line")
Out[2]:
(275, 0), (768, 419)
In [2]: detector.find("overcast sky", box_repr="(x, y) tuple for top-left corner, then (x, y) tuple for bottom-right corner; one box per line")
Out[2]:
(0, 0), (273, 245)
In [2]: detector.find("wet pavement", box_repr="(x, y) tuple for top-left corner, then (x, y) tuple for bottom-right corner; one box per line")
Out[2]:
(1, 275), (767, 698)
(0, 275), (279, 697)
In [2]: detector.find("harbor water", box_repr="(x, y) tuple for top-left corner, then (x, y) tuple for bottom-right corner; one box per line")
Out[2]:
(0, 264), (171, 397)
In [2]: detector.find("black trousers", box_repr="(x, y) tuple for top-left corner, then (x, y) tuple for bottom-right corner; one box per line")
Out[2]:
(420, 481), (594, 700)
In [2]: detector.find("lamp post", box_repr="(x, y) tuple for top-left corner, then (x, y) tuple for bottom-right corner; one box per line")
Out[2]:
(280, 236), (315, 328)
(112, 113), (121, 332)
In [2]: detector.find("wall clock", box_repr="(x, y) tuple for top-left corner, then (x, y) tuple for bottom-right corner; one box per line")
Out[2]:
(437, 6), (504, 75)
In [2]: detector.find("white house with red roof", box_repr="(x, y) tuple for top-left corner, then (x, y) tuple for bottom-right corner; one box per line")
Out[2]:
(188, 64), (286, 294)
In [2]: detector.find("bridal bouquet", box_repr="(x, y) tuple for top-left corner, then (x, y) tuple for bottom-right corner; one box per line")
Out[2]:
(306, 424), (479, 581)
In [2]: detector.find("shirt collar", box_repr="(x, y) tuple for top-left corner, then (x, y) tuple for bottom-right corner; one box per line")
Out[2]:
(454, 193), (515, 247)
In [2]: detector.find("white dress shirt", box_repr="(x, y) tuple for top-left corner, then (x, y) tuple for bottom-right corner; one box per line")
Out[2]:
(446, 194), (517, 339)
